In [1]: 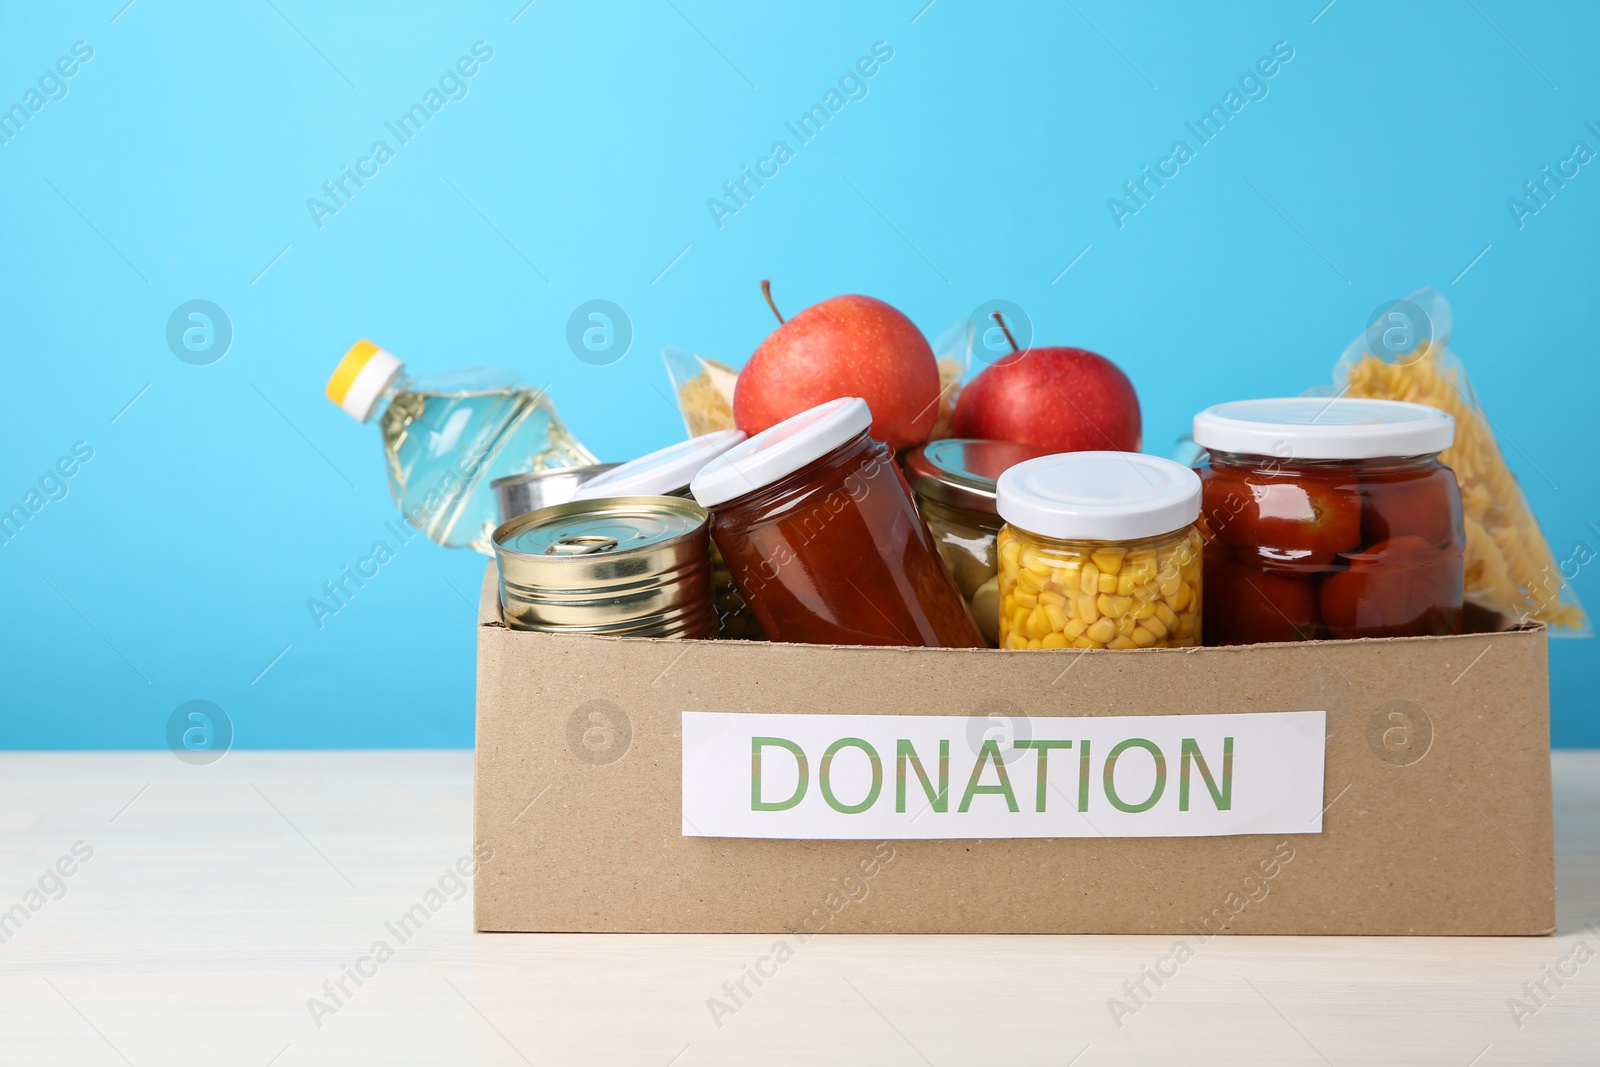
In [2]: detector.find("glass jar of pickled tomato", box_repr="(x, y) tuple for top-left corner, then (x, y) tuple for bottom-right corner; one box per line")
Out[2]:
(994, 452), (1204, 650)
(690, 397), (985, 648)
(1192, 398), (1464, 644)
(902, 438), (1048, 646)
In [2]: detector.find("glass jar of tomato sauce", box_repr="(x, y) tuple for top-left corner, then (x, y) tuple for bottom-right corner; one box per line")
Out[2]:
(690, 397), (984, 647)
(995, 452), (1204, 650)
(1193, 398), (1464, 644)
(902, 438), (1048, 646)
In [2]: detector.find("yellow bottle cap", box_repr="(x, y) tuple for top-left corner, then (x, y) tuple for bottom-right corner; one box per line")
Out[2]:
(326, 340), (403, 421)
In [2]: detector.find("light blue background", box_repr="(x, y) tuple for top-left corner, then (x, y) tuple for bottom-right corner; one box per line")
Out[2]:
(2, 0), (1596, 749)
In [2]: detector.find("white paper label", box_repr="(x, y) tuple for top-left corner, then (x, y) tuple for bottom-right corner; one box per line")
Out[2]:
(681, 710), (1326, 840)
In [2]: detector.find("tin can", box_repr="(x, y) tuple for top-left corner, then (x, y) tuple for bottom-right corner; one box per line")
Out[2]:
(491, 495), (717, 638)
(568, 430), (763, 641)
(491, 463), (619, 526)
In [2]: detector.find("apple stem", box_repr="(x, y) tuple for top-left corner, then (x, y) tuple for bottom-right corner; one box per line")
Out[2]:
(760, 280), (785, 325)
(991, 311), (1020, 353)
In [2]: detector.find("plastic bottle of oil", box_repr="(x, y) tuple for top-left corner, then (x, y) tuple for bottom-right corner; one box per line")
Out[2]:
(326, 340), (596, 553)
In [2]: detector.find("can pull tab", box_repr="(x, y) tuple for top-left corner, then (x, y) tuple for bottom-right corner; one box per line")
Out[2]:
(545, 534), (619, 556)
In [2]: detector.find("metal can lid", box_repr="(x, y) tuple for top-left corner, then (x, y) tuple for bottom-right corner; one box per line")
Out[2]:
(489, 463), (616, 495)
(490, 463), (620, 525)
(997, 451), (1201, 542)
(903, 438), (1050, 514)
(493, 495), (707, 561)
(571, 430), (746, 501)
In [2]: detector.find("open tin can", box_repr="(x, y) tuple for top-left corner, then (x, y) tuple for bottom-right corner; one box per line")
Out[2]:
(491, 495), (716, 638)
(491, 463), (620, 526)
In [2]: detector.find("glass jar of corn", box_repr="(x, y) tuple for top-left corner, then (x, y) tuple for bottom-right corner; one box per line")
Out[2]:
(993, 452), (1203, 650)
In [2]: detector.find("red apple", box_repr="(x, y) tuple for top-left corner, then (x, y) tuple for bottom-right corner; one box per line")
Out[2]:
(734, 285), (940, 450)
(952, 343), (1140, 454)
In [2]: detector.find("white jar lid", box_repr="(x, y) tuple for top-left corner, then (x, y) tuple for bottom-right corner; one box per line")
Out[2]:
(1193, 397), (1454, 460)
(997, 451), (1201, 542)
(572, 430), (746, 501)
(690, 397), (871, 507)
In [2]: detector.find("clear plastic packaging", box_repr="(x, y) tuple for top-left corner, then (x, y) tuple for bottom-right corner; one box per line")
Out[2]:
(663, 347), (737, 437)
(926, 318), (974, 441)
(1327, 288), (1587, 633)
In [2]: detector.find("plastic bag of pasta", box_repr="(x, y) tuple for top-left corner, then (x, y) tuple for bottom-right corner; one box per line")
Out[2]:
(926, 318), (975, 440)
(662, 346), (738, 437)
(1328, 287), (1587, 633)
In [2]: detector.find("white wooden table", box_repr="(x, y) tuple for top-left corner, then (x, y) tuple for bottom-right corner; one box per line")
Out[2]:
(0, 751), (1594, 1066)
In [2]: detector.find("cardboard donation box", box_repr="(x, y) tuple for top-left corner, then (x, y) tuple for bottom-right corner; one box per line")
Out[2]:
(472, 566), (1554, 935)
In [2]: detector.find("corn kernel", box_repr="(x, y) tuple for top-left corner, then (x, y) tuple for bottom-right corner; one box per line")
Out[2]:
(1107, 635), (1137, 650)
(1116, 614), (1136, 637)
(1127, 557), (1158, 584)
(1041, 631), (1069, 649)
(1091, 548), (1126, 574)
(1097, 573), (1118, 593)
(1000, 538), (1022, 570)
(1117, 574), (1137, 597)
(1077, 593), (1100, 624)
(1014, 589), (1038, 610)
(1064, 618), (1088, 638)
(1086, 618), (1116, 644)
(1044, 602), (1069, 631)
(1171, 581), (1194, 612)
(1097, 594), (1134, 619)
(1131, 626), (1158, 647)
(1079, 562), (1100, 595)
(1027, 606), (1052, 639)
(1142, 615), (1169, 639)
(1132, 598), (1157, 620)
(1072, 635), (1098, 649)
